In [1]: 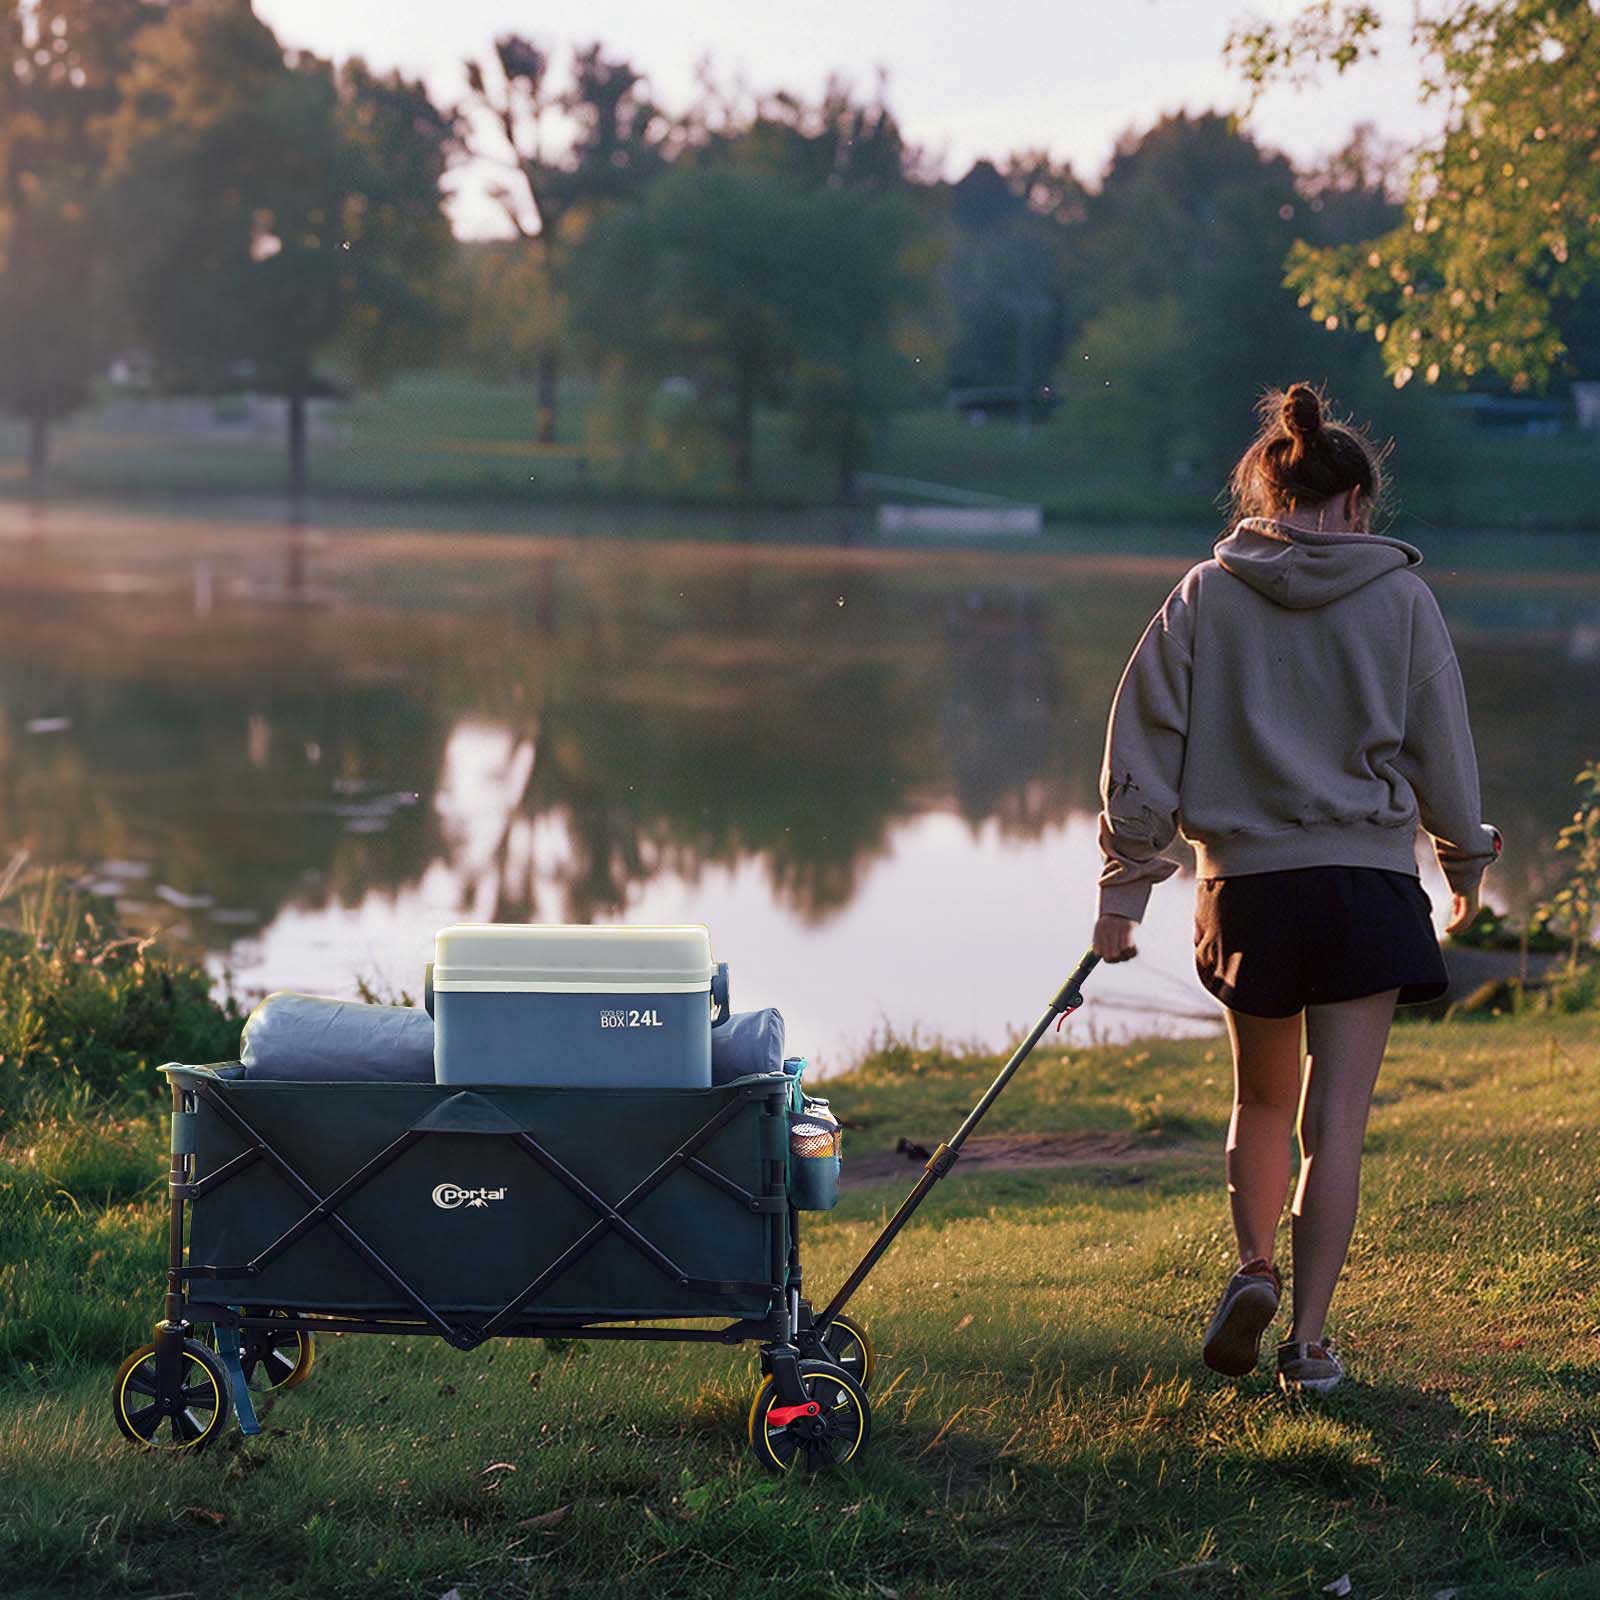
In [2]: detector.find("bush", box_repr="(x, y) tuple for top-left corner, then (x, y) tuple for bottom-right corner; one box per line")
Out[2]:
(0, 866), (243, 1116)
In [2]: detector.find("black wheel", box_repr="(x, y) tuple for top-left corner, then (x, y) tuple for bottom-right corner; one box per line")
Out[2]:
(748, 1359), (871, 1474)
(198, 1313), (316, 1392)
(815, 1312), (875, 1390)
(239, 1317), (316, 1391)
(113, 1337), (233, 1452)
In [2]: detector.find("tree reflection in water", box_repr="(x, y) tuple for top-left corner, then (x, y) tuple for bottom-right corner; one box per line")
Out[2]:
(0, 515), (1594, 1013)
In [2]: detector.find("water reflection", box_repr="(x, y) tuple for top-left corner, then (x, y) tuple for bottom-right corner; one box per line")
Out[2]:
(3, 505), (1597, 1062)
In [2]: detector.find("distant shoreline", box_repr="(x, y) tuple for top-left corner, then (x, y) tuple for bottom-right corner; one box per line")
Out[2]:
(5, 372), (1600, 538)
(5, 482), (1600, 542)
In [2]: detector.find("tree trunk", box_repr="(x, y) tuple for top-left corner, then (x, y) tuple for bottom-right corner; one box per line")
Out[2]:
(536, 348), (559, 445)
(836, 432), (860, 546)
(835, 427), (858, 505)
(284, 526), (308, 600)
(26, 415), (48, 497)
(287, 387), (308, 526)
(731, 369), (755, 502)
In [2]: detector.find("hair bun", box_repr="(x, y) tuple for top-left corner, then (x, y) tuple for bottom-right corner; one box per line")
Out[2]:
(1281, 383), (1322, 442)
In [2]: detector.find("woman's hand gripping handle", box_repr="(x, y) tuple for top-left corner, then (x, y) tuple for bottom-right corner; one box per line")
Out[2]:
(1092, 912), (1139, 964)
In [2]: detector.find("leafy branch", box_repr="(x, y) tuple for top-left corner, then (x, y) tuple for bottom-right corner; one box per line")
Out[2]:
(1224, 3), (1385, 109)
(1226, 0), (1600, 389)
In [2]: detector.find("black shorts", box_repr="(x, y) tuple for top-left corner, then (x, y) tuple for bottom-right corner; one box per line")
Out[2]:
(1193, 864), (1449, 1018)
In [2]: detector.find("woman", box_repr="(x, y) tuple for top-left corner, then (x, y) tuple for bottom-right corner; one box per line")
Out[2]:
(1092, 383), (1499, 1395)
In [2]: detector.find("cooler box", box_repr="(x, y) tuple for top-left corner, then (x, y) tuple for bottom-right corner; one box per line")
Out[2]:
(433, 924), (715, 1087)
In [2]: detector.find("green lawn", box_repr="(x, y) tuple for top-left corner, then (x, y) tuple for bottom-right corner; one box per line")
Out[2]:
(3, 1010), (1598, 1598)
(3, 372), (1598, 534)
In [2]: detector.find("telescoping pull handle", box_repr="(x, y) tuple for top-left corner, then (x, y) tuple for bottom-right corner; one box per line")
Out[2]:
(817, 948), (1100, 1330)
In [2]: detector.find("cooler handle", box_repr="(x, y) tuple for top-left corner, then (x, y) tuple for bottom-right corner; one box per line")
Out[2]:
(710, 962), (730, 1026)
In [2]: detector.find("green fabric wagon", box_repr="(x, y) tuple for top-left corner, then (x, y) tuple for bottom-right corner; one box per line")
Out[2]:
(174, 1067), (791, 1324)
(113, 1060), (877, 1472)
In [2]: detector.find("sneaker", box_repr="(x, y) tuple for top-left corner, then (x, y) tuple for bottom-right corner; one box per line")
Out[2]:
(1201, 1256), (1283, 1376)
(1276, 1336), (1343, 1394)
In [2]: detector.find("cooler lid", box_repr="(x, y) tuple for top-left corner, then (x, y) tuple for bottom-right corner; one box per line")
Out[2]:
(433, 923), (714, 988)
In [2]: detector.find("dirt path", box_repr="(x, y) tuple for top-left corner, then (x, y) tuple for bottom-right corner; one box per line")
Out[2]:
(841, 1130), (1191, 1188)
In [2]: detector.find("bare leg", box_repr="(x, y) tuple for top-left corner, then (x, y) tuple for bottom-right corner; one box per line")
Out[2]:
(1222, 1007), (1304, 1266)
(1289, 988), (1399, 1345)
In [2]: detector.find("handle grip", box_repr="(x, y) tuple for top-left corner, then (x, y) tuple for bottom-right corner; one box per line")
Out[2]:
(1051, 948), (1101, 1014)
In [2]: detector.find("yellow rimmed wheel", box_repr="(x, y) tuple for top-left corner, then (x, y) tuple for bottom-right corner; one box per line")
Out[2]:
(239, 1317), (316, 1391)
(113, 1338), (233, 1452)
(815, 1313), (875, 1390)
(748, 1359), (871, 1474)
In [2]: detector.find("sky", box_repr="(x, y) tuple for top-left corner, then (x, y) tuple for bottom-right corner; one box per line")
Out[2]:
(254, 0), (1440, 238)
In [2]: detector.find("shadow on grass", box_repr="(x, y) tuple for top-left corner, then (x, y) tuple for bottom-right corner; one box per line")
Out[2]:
(833, 1150), (1218, 1233)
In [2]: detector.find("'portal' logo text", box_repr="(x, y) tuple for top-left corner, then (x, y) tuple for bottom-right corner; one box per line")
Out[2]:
(431, 1183), (508, 1210)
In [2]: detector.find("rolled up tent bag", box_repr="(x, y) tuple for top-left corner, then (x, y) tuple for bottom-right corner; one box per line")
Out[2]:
(239, 991), (436, 1083)
(709, 1007), (786, 1085)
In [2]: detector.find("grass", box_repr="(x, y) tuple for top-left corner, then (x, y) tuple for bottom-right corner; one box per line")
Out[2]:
(3, 1007), (1598, 1598)
(4, 371), (1600, 533)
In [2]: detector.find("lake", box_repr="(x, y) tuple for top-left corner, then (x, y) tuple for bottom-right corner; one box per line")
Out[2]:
(4, 501), (1597, 1068)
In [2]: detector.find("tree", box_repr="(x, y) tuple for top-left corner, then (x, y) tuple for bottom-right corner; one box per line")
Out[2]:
(570, 168), (806, 498)
(564, 71), (933, 499)
(464, 37), (670, 443)
(785, 182), (928, 497)
(100, 0), (459, 515)
(571, 166), (925, 499)
(1002, 148), (1091, 229)
(1292, 121), (1407, 247)
(1227, 0), (1600, 389)
(688, 67), (923, 192)
(0, 0), (160, 490)
(942, 158), (1082, 409)
(444, 238), (559, 384)
(692, 71), (936, 484)
(1058, 112), (1346, 470)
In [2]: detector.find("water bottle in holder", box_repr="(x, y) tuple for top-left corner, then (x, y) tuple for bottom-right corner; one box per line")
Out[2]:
(788, 1097), (842, 1211)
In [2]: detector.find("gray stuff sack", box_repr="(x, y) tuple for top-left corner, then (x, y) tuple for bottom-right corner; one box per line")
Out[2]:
(239, 992), (436, 1083)
(710, 1008), (786, 1086)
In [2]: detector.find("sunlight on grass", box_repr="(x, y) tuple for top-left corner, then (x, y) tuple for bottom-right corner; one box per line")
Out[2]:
(2, 1011), (1598, 1597)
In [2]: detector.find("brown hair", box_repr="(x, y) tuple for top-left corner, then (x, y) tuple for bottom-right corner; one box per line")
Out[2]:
(1227, 382), (1388, 528)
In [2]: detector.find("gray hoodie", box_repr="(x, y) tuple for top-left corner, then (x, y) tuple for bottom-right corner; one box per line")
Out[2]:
(1096, 516), (1499, 923)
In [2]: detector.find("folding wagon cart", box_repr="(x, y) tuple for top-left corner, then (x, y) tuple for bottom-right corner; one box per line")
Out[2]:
(113, 952), (1099, 1472)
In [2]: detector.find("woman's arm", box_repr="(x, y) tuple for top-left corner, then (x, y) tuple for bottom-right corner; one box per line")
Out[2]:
(1391, 589), (1498, 907)
(1095, 579), (1196, 928)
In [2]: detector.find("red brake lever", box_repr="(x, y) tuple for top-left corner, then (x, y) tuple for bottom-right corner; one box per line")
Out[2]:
(766, 1400), (821, 1428)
